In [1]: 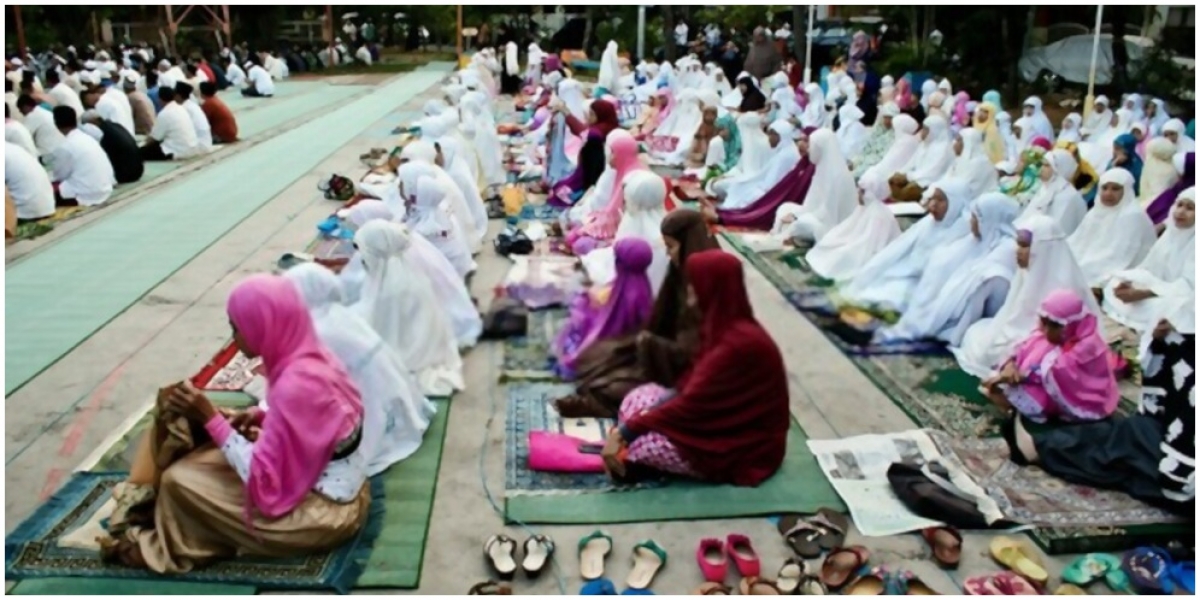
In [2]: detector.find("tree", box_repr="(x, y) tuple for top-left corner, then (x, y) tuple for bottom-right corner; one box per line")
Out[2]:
(792, 5), (804, 62)
(662, 5), (676, 61)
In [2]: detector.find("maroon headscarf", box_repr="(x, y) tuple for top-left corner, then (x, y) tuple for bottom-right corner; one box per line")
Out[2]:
(590, 99), (619, 138)
(623, 250), (790, 486)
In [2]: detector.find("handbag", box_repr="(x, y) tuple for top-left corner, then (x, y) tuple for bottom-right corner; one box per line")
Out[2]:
(318, 174), (356, 202)
(494, 226), (534, 256)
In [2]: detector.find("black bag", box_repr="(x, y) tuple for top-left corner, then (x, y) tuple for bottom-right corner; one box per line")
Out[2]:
(319, 174), (356, 202)
(480, 297), (529, 340)
(494, 226), (533, 256)
(886, 461), (1016, 530)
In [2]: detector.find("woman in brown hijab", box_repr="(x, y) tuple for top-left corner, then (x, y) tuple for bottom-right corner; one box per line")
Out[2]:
(554, 210), (721, 418)
(743, 27), (782, 81)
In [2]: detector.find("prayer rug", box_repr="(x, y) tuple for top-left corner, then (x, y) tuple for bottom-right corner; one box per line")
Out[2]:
(504, 382), (845, 524)
(518, 203), (564, 222)
(14, 394), (450, 592)
(190, 341), (262, 392)
(304, 235), (356, 260)
(500, 308), (568, 382)
(4, 472), (386, 593)
(13, 207), (86, 241)
(929, 431), (1194, 555)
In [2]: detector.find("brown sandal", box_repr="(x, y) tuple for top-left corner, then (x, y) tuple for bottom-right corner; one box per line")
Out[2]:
(468, 580), (513, 595)
(777, 515), (825, 558)
(920, 526), (962, 569)
(739, 576), (781, 595)
(821, 546), (870, 590)
(811, 508), (849, 550)
(693, 582), (733, 595)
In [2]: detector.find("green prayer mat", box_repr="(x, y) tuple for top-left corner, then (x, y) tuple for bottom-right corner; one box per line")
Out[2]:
(8, 578), (255, 595)
(505, 420), (844, 525)
(25, 394), (449, 592)
(722, 231), (1184, 555)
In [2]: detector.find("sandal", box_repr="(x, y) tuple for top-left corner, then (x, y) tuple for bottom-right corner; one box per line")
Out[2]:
(1061, 552), (1121, 586)
(693, 582), (733, 595)
(626, 540), (667, 590)
(96, 529), (147, 569)
(810, 508), (849, 550)
(1170, 560), (1196, 594)
(962, 574), (1003, 595)
(991, 572), (1040, 595)
(468, 580), (513, 595)
(1052, 583), (1088, 594)
(484, 534), (518, 580)
(1123, 546), (1175, 594)
(920, 526), (962, 569)
(579, 530), (614, 581)
(696, 538), (728, 583)
(522, 534), (555, 578)
(820, 546), (870, 590)
(738, 576), (781, 595)
(989, 536), (1048, 587)
(842, 570), (886, 595)
(900, 572), (940, 595)
(775, 558), (805, 594)
(727, 533), (761, 577)
(777, 515), (825, 558)
(798, 575), (828, 595)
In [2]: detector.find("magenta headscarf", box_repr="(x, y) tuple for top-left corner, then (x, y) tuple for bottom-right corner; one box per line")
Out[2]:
(1030, 136), (1054, 152)
(559, 238), (655, 370)
(225, 274), (362, 519)
(577, 130), (647, 240)
(952, 91), (972, 128)
(1013, 289), (1119, 420)
(895, 79), (914, 111)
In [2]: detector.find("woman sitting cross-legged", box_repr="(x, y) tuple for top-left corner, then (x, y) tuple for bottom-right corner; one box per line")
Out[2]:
(1004, 319), (1194, 516)
(600, 250), (790, 485)
(553, 210), (720, 418)
(982, 288), (1120, 424)
(99, 274), (370, 573)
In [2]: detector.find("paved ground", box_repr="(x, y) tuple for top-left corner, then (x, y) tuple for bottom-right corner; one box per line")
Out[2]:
(4, 68), (1098, 595)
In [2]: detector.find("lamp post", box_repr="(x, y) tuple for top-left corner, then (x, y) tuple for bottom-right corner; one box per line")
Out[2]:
(1084, 5), (1104, 122)
(803, 5), (816, 84)
(637, 5), (646, 61)
(456, 5), (465, 67)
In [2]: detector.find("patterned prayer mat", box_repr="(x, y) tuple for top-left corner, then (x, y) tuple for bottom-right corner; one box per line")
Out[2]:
(504, 384), (844, 524)
(500, 308), (568, 382)
(4, 472), (385, 593)
(191, 341), (261, 391)
(930, 431), (1194, 555)
(13, 206), (87, 241)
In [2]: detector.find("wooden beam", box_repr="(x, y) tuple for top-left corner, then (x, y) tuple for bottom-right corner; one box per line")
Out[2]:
(13, 6), (27, 62)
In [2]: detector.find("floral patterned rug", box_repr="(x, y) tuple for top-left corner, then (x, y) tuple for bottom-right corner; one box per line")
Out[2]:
(500, 308), (568, 382)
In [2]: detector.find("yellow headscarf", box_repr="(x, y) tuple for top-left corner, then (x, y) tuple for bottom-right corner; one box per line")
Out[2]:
(973, 101), (1006, 165)
(1054, 140), (1099, 199)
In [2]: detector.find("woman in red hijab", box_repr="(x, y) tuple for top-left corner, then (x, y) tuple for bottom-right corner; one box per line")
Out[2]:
(548, 99), (621, 206)
(600, 250), (790, 486)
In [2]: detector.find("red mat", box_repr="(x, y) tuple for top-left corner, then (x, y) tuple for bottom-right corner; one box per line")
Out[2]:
(191, 340), (262, 391)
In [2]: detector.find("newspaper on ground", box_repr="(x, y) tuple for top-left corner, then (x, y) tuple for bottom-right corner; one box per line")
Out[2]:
(807, 430), (947, 537)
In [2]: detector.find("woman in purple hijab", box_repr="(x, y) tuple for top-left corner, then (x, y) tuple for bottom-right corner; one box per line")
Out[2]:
(711, 128), (818, 230)
(553, 237), (656, 378)
(1147, 152), (1195, 225)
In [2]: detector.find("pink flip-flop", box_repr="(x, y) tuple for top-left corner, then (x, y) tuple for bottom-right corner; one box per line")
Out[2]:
(726, 534), (761, 578)
(963, 574), (1003, 595)
(697, 538), (728, 583)
(993, 572), (1041, 595)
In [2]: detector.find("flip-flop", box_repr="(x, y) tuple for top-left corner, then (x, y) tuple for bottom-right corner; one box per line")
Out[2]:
(1123, 546), (1175, 594)
(581, 578), (619, 595)
(693, 582), (733, 595)
(820, 546), (870, 590)
(1052, 583), (1088, 594)
(726, 534), (761, 578)
(798, 575), (828, 595)
(738, 576), (781, 595)
(696, 538), (728, 583)
(1170, 560), (1196, 594)
(988, 536), (1048, 587)
(962, 574), (1003, 595)
(483, 534), (518, 580)
(775, 558), (806, 594)
(626, 540), (668, 590)
(811, 508), (849, 550)
(468, 580), (513, 595)
(777, 515), (825, 558)
(920, 526), (962, 569)
(1061, 552), (1120, 586)
(522, 534), (555, 578)
(991, 572), (1040, 595)
(842, 571), (886, 595)
(579, 530), (614, 581)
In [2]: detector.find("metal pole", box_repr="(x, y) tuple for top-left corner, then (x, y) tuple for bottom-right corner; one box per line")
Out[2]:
(637, 5), (646, 61)
(803, 5), (815, 84)
(1084, 5), (1104, 122)
(327, 5), (334, 66)
(13, 6), (27, 63)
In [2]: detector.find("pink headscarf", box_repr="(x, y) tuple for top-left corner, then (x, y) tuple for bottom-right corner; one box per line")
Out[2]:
(895, 78), (914, 111)
(1030, 136), (1053, 152)
(1012, 289), (1119, 421)
(578, 130), (646, 239)
(648, 88), (675, 133)
(225, 274), (362, 519)
(953, 91), (971, 128)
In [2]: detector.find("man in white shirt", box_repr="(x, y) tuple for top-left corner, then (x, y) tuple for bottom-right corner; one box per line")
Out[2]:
(15, 95), (64, 159)
(46, 68), (84, 118)
(5, 104), (38, 156)
(50, 106), (115, 206)
(174, 82), (213, 154)
(225, 59), (246, 88)
(140, 86), (197, 161)
(93, 76), (136, 136)
(675, 22), (690, 51)
(242, 61), (275, 97)
(5, 141), (56, 220)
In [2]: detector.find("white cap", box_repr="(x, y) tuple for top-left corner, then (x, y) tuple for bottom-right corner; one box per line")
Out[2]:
(9, 58), (22, 67)
(122, 71), (139, 84)
(84, 60), (98, 70)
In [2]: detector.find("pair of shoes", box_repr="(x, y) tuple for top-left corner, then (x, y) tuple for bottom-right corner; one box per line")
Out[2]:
(580, 531), (667, 591)
(697, 534), (761, 582)
(777, 508), (850, 558)
(483, 534), (555, 580)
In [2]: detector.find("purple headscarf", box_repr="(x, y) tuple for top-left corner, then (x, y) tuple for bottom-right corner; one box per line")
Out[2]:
(1147, 152), (1195, 224)
(558, 237), (655, 371)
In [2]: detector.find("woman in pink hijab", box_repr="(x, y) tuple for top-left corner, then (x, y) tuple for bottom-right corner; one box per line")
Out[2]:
(566, 131), (648, 255)
(98, 275), (371, 574)
(982, 288), (1119, 424)
(894, 78), (914, 111)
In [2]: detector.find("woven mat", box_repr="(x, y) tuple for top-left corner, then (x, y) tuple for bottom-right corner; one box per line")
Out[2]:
(500, 308), (568, 381)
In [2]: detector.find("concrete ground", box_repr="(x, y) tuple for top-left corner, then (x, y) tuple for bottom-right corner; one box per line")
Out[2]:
(5, 70), (1101, 595)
